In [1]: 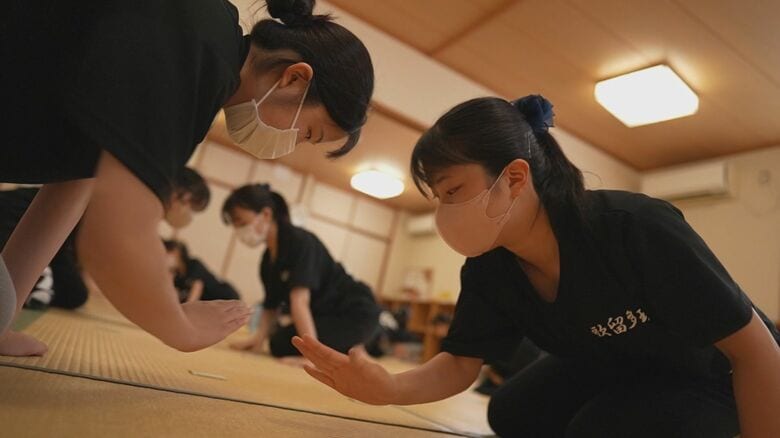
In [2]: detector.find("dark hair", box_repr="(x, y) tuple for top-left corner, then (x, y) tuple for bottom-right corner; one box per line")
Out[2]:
(163, 239), (190, 263)
(250, 0), (374, 158)
(173, 167), (210, 211)
(411, 95), (585, 231)
(221, 183), (290, 225)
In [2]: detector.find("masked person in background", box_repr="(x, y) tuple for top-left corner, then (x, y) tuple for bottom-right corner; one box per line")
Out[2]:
(164, 239), (240, 304)
(223, 184), (380, 359)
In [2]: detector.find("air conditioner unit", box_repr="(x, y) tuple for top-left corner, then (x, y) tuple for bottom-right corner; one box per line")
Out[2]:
(406, 213), (436, 236)
(641, 161), (733, 201)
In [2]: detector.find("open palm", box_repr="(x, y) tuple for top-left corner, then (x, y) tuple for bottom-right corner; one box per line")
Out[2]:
(292, 335), (398, 405)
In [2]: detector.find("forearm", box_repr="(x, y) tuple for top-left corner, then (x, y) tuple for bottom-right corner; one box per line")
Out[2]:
(731, 351), (780, 437)
(255, 308), (276, 340)
(290, 288), (317, 339)
(2, 179), (94, 309)
(78, 152), (193, 350)
(291, 302), (317, 339)
(186, 280), (204, 303)
(392, 352), (482, 405)
(80, 220), (193, 349)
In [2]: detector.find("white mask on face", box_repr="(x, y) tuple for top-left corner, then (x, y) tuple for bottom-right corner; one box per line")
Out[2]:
(224, 79), (310, 159)
(235, 216), (269, 248)
(434, 168), (518, 257)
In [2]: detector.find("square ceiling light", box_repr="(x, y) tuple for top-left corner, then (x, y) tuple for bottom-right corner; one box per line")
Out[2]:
(350, 170), (404, 199)
(595, 65), (699, 127)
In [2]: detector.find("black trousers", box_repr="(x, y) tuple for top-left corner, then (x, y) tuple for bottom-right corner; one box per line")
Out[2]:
(269, 311), (379, 358)
(48, 244), (89, 309)
(487, 354), (739, 438)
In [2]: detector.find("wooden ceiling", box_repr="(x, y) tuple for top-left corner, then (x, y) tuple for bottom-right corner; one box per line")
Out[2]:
(329, 0), (780, 170)
(215, 0), (780, 212)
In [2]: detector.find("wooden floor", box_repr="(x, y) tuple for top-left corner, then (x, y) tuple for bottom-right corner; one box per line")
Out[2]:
(0, 293), (492, 437)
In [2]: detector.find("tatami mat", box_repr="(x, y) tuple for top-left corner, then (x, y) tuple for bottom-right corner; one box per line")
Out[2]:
(0, 366), (462, 438)
(1, 301), (491, 437)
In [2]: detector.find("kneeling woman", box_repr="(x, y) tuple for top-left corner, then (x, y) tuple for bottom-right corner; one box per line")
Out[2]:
(292, 96), (780, 437)
(224, 184), (380, 357)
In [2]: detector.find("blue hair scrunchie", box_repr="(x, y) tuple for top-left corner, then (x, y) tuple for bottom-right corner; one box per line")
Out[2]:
(512, 94), (555, 134)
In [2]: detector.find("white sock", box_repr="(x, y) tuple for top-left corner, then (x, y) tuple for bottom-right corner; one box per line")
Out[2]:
(27, 267), (54, 307)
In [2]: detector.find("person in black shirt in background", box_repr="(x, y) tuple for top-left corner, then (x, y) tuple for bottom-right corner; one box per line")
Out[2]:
(292, 96), (780, 437)
(223, 184), (380, 359)
(0, 167), (212, 311)
(0, 188), (87, 311)
(0, 0), (375, 356)
(164, 239), (240, 303)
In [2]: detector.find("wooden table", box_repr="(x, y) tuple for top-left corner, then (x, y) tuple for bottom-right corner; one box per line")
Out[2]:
(380, 295), (457, 363)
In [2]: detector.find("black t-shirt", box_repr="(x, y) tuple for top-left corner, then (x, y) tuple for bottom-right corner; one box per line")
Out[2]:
(442, 190), (780, 381)
(174, 258), (240, 302)
(1, 0), (248, 203)
(260, 223), (379, 318)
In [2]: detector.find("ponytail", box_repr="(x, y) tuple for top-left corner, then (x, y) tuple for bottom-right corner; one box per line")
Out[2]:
(514, 95), (585, 230)
(268, 190), (291, 224)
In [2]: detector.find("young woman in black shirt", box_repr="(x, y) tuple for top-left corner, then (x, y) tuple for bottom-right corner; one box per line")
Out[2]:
(0, 0), (374, 356)
(223, 184), (380, 358)
(293, 96), (780, 437)
(164, 239), (241, 303)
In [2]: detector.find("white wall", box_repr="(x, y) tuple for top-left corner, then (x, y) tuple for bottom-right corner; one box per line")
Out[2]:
(669, 146), (780, 321)
(381, 213), (464, 301)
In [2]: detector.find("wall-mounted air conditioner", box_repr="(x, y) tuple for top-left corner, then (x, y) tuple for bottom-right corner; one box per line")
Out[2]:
(406, 213), (436, 236)
(641, 161), (733, 201)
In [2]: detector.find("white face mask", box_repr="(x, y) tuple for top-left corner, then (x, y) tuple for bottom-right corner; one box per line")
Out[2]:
(236, 216), (269, 248)
(435, 169), (518, 257)
(224, 79), (310, 159)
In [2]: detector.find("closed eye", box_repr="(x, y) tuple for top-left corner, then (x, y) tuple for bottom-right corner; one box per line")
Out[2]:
(446, 185), (462, 196)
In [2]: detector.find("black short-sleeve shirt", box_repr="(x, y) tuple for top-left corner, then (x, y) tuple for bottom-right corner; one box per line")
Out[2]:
(174, 258), (240, 302)
(1, 0), (248, 203)
(260, 223), (379, 318)
(442, 190), (780, 380)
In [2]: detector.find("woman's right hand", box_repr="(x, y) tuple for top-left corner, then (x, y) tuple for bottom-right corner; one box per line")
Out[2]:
(292, 335), (399, 405)
(180, 299), (251, 352)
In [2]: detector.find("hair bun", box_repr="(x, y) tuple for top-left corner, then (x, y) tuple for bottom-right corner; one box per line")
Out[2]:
(512, 95), (555, 133)
(266, 0), (317, 27)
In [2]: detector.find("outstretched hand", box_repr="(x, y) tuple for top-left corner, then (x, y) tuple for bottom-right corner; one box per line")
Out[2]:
(181, 299), (252, 351)
(292, 335), (398, 405)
